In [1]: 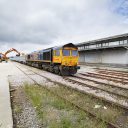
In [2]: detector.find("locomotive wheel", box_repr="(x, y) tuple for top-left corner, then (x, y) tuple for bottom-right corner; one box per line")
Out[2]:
(54, 69), (59, 74)
(49, 67), (54, 73)
(38, 64), (42, 69)
(60, 69), (69, 76)
(69, 68), (77, 75)
(54, 66), (59, 74)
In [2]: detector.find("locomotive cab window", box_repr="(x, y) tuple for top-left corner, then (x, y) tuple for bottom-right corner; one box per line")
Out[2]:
(54, 50), (60, 56)
(72, 50), (78, 56)
(63, 50), (70, 56)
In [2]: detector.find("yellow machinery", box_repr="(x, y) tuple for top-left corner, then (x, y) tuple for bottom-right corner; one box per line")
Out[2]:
(53, 47), (78, 66)
(0, 53), (5, 62)
(0, 48), (20, 62)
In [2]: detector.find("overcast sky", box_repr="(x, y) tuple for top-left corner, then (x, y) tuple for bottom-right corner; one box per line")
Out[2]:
(0, 0), (128, 55)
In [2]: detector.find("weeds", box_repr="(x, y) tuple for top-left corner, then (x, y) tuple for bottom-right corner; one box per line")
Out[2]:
(53, 84), (124, 123)
(14, 105), (22, 114)
(24, 84), (107, 128)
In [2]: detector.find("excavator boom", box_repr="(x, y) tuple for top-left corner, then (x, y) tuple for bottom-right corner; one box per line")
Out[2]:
(5, 48), (20, 57)
(0, 48), (20, 62)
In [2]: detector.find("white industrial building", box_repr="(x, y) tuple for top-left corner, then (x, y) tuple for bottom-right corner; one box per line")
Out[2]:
(77, 33), (128, 67)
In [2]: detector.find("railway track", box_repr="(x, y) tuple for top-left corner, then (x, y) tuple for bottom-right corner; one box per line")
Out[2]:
(97, 70), (128, 77)
(63, 77), (128, 109)
(15, 63), (128, 110)
(96, 72), (128, 80)
(94, 70), (128, 80)
(95, 68), (128, 76)
(15, 65), (122, 128)
(87, 72), (128, 81)
(73, 75), (128, 98)
(76, 74), (128, 90)
(80, 73), (128, 84)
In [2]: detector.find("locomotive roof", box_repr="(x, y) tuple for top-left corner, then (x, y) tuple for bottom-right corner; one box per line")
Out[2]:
(39, 47), (53, 52)
(53, 43), (77, 50)
(27, 43), (77, 55)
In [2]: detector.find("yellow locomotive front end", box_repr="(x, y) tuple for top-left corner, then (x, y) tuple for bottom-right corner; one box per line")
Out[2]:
(61, 48), (78, 67)
(53, 43), (80, 75)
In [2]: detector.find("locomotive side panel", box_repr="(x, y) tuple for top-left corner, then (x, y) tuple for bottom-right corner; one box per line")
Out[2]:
(53, 49), (62, 64)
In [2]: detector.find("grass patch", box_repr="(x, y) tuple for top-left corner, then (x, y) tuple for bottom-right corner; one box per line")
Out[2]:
(51, 85), (124, 123)
(24, 84), (107, 128)
(14, 105), (22, 114)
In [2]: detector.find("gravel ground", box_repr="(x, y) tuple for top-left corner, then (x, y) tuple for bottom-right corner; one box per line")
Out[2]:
(7, 62), (42, 128)
(10, 86), (42, 128)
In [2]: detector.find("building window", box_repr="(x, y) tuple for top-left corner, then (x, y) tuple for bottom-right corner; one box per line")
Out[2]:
(90, 44), (96, 48)
(102, 43), (109, 47)
(124, 40), (127, 44)
(96, 43), (101, 47)
(84, 45), (88, 49)
(109, 41), (119, 46)
(79, 47), (83, 50)
(119, 40), (124, 45)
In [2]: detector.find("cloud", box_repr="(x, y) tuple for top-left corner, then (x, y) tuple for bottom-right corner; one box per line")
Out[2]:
(0, 0), (128, 54)
(110, 0), (128, 16)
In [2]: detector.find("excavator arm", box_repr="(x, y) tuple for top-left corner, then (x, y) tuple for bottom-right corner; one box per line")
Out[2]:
(0, 48), (20, 62)
(5, 48), (20, 57)
(0, 52), (5, 57)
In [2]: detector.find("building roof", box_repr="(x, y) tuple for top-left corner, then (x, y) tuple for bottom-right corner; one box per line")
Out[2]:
(77, 33), (128, 46)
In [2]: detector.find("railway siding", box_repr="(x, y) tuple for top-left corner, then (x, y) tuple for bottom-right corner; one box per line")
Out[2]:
(15, 63), (128, 110)
(80, 73), (128, 84)
(13, 62), (128, 127)
(14, 64), (128, 128)
(74, 75), (128, 98)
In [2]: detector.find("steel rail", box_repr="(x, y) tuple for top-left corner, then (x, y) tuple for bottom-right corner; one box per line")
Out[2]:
(76, 74), (128, 91)
(64, 77), (128, 108)
(87, 72), (128, 81)
(73, 75), (128, 98)
(94, 68), (128, 75)
(80, 73), (128, 84)
(97, 71), (128, 79)
(97, 71), (128, 77)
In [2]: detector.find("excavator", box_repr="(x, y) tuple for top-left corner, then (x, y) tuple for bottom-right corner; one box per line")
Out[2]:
(0, 48), (20, 62)
(0, 52), (5, 62)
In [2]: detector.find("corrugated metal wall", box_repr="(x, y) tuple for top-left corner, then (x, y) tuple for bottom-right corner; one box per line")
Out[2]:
(102, 48), (128, 64)
(79, 48), (128, 65)
(79, 51), (85, 62)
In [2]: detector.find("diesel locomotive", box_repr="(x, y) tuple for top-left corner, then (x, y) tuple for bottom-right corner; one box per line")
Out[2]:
(25, 43), (80, 75)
